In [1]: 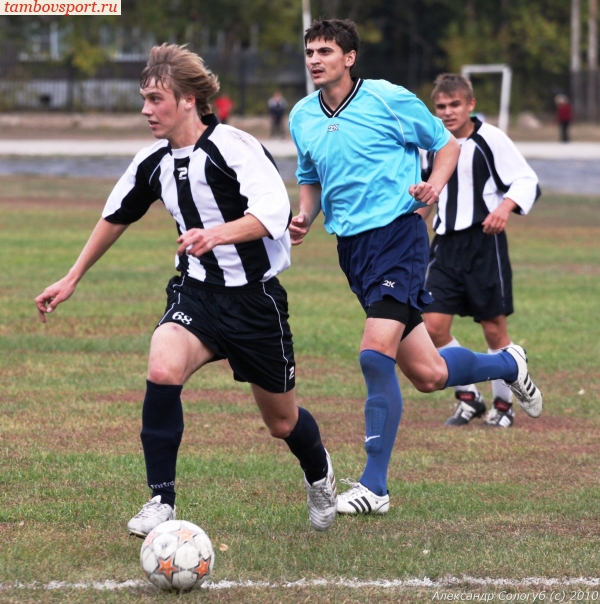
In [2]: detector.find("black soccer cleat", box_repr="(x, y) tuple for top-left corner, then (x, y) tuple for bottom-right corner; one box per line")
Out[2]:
(482, 397), (514, 428)
(445, 391), (487, 426)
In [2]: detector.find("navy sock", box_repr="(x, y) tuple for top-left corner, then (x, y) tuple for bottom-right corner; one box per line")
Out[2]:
(440, 348), (518, 387)
(284, 407), (328, 485)
(359, 349), (402, 497)
(140, 380), (184, 508)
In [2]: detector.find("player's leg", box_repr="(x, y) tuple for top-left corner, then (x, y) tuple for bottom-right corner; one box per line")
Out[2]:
(217, 278), (336, 530)
(424, 312), (486, 426)
(251, 385), (328, 486)
(336, 311), (405, 516)
(334, 215), (424, 515)
(129, 323), (215, 537)
(470, 231), (522, 427)
(251, 385), (336, 531)
(423, 232), (485, 424)
(480, 315), (515, 428)
(129, 279), (219, 537)
(397, 321), (542, 418)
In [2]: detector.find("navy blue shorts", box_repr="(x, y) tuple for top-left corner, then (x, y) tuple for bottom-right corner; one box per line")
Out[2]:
(337, 213), (434, 312)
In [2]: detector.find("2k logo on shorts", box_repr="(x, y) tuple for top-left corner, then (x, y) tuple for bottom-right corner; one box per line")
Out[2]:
(172, 311), (192, 325)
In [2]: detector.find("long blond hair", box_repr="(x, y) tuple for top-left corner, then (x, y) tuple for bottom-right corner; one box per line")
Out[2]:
(141, 44), (220, 116)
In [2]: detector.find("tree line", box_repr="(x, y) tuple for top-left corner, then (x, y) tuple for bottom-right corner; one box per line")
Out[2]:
(1, 0), (573, 114)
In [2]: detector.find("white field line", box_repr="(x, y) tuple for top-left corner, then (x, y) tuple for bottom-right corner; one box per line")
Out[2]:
(1, 576), (599, 591)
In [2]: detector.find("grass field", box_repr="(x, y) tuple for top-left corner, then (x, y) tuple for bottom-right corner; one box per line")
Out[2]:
(1, 176), (599, 603)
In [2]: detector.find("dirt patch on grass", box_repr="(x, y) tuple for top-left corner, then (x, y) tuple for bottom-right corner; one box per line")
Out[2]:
(5, 382), (599, 491)
(1, 316), (158, 338)
(0, 197), (106, 208)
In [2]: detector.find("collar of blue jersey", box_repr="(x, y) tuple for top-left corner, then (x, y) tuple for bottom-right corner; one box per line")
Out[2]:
(318, 77), (363, 118)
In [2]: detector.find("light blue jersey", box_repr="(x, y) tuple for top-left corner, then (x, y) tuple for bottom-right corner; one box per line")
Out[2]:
(289, 78), (450, 237)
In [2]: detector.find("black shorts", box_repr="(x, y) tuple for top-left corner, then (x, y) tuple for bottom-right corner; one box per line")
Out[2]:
(158, 275), (295, 393)
(366, 297), (423, 340)
(424, 225), (513, 323)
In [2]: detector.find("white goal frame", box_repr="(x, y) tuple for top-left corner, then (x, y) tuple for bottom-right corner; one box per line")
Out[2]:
(461, 64), (513, 133)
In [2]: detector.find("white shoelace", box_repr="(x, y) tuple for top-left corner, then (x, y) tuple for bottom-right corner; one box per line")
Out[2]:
(485, 408), (500, 422)
(309, 477), (335, 509)
(339, 478), (367, 498)
(135, 500), (167, 519)
(456, 402), (477, 419)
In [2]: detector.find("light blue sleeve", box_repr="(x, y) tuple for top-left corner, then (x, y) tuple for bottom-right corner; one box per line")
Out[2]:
(289, 114), (320, 184)
(386, 85), (450, 152)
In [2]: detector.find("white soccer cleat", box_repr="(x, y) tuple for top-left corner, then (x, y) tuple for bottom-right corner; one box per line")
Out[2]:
(337, 478), (390, 515)
(503, 344), (543, 418)
(305, 450), (337, 531)
(128, 495), (176, 538)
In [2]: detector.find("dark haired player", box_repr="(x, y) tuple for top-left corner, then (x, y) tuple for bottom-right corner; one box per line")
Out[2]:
(420, 73), (540, 428)
(289, 19), (542, 515)
(35, 43), (337, 535)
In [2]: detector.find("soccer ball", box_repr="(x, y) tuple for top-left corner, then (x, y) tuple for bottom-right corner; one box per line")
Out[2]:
(140, 519), (214, 592)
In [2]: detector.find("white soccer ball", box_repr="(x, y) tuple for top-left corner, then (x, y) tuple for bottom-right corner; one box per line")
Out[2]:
(140, 519), (214, 592)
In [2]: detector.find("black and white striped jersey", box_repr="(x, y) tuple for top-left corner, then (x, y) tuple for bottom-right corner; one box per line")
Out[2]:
(102, 114), (292, 287)
(422, 117), (540, 235)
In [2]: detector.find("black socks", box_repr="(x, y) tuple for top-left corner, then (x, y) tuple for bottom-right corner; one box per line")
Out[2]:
(140, 386), (327, 502)
(284, 407), (328, 484)
(140, 380), (184, 508)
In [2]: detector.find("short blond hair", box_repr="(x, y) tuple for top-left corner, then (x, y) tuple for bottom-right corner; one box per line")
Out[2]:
(431, 73), (473, 102)
(141, 44), (220, 116)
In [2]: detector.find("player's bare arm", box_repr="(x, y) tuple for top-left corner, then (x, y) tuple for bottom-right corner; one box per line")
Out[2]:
(290, 183), (322, 246)
(176, 213), (269, 258)
(482, 197), (518, 234)
(35, 219), (129, 323)
(415, 204), (435, 220)
(409, 136), (460, 205)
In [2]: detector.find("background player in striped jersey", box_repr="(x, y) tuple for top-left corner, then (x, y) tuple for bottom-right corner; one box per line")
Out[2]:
(420, 73), (540, 428)
(35, 44), (337, 535)
(289, 19), (542, 516)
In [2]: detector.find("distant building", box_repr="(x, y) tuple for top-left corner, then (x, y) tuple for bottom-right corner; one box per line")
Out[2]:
(0, 21), (305, 112)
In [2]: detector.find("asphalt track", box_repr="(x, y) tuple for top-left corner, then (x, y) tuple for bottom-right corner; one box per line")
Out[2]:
(0, 139), (599, 194)
(2, 138), (600, 159)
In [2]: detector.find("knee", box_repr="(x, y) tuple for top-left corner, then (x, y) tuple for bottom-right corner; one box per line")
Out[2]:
(482, 324), (501, 344)
(147, 365), (181, 385)
(359, 348), (396, 382)
(267, 418), (295, 439)
(407, 361), (448, 393)
(423, 319), (450, 349)
(483, 330), (505, 350)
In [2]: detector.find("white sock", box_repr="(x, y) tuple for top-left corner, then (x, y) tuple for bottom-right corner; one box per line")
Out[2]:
(438, 337), (478, 395)
(488, 346), (513, 404)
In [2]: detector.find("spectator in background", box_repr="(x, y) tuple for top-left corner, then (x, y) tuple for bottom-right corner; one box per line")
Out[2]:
(268, 91), (288, 138)
(214, 94), (234, 124)
(555, 94), (572, 143)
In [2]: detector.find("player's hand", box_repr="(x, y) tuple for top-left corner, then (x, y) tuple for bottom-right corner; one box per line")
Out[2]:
(409, 181), (439, 206)
(482, 205), (511, 234)
(177, 228), (217, 258)
(35, 277), (77, 323)
(289, 213), (311, 246)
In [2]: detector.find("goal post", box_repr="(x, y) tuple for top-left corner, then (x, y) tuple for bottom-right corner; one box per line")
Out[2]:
(302, 0), (315, 95)
(461, 64), (513, 133)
